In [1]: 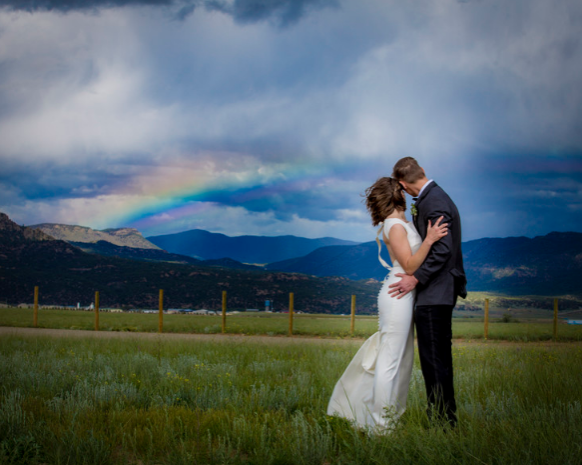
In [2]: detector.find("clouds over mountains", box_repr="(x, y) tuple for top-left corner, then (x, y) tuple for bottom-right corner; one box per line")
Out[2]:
(0, 0), (581, 242)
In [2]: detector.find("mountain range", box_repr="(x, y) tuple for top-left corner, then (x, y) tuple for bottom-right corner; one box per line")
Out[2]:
(146, 229), (358, 263)
(267, 232), (582, 296)
(266, 242), (384, 280)
(462, 233), (582, 295)
(69, 240), (263, 271)
(1, 213), (380, 312)
(12, 215), (582, 300)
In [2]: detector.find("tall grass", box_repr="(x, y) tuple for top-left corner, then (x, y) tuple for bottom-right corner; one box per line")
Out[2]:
(1, 334), (581, 464)
(2, 307), (582, 341)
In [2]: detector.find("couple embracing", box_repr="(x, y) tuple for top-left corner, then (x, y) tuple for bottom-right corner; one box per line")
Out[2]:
(327, 157), (467, 431)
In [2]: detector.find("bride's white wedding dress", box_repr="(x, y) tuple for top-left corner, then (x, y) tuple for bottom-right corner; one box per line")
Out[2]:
(327, 218), (421, 431)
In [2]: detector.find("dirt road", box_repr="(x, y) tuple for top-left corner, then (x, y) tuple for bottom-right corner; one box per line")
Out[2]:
(0, 326), (360, 345)
(1, 326), (578, 347)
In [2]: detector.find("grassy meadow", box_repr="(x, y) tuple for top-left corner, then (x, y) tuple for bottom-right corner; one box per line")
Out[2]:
(1, 307), (582, 341)
(1, 333), (581, 464)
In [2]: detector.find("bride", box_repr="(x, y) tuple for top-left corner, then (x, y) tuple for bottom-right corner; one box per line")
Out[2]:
(327, 177), (447, 431)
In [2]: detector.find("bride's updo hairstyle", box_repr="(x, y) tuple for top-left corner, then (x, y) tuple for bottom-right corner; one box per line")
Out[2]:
(365, 177), (406, 226)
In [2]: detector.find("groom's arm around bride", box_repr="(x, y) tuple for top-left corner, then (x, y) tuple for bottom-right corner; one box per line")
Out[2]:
(388, 162), (466, 303)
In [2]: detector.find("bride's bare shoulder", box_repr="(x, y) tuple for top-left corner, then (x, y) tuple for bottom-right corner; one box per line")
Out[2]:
(383, 220), (407, 242)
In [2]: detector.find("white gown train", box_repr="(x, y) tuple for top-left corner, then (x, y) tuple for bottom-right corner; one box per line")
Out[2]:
(327, 218), (421, 430)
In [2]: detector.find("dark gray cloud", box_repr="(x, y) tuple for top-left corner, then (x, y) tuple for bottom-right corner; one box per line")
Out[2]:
(0, 0), (338, 25)
(1, 0), (175, 11)
(209, 0), (338, 27)
(0, 157), (132, 201)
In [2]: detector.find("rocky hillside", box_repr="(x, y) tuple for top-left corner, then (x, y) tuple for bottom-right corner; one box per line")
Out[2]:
(0, 213), (55, 243)
(30, 223), (160, 250)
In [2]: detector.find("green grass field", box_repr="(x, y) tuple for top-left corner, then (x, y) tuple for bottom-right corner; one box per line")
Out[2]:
(2, 307), (582, 341)
(1, 333), (581, 464)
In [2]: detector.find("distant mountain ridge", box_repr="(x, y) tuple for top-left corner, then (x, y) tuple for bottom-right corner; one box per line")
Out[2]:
(31, 223), (160, 250)
(266, 242), (385, 280)
(462, 232), (582, 294)
(267, 232), (582, 296)
(147, 229), (359, 263)
(70, 241), (263, 270)
(69, 241), (201, 264)
(26, 220), (359, 269)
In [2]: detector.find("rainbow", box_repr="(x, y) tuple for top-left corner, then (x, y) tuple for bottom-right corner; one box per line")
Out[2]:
(92, 156), (335, 233)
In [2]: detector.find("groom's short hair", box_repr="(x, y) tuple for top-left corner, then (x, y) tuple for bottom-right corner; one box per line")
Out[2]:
(392, 157), (425, 183)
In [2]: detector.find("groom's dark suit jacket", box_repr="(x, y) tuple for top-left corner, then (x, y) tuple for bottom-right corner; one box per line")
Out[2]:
(413, 182), (467, 306)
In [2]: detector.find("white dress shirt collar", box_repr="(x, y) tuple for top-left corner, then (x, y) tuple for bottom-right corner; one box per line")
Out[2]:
(417, 179), (434, 199)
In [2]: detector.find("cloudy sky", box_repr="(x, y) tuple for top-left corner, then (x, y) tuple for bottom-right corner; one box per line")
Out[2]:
(1, 0), (581, 242)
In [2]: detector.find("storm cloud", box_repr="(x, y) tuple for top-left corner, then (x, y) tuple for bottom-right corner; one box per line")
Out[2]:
(1, 0), (581, 242)
(0, 0), (337, 24)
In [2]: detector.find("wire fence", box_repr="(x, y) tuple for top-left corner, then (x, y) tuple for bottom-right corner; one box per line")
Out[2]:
(29, 286), (360, 337)
(18, 286), (575, 340)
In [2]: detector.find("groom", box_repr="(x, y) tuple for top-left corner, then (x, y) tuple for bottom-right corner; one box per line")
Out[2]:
(389, 157), (467, 426)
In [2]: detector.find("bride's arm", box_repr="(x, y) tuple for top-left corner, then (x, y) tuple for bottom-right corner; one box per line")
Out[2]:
(388, 217), (447, 275)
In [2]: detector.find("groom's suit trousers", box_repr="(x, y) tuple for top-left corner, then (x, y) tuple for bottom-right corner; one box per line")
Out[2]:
(414, 304), (457, 425)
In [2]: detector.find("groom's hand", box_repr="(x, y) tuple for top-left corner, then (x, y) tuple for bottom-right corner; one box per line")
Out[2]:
(388, 274), (418, 299)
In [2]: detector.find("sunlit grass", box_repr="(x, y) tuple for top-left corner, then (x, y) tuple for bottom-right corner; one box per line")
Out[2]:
(1, 334), (582, 464)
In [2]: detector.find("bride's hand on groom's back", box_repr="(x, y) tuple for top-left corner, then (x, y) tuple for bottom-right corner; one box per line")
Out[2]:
(425, 216), (448, 245)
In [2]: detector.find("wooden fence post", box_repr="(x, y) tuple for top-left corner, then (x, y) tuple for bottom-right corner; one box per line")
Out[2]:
(553, 298), (558, 341)
(33, 286), (39, 328)
(350, 295), (356, 335)
(222, 291), (227, 334)
(484, 298), (489, 339)
(158, 289), (164, 333)
(94, 291), (100, 331)
(288, 293), (294, 336)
